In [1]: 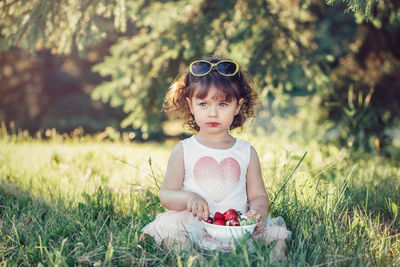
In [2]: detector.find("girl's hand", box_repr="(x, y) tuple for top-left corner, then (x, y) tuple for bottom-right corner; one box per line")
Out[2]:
(247, 209), (265, 231)
(187, 193), (209, 221)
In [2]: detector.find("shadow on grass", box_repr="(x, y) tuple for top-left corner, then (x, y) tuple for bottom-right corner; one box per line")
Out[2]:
(0, 182), (171, 266)
(352, 175), (400, 222)
(0, 183), (286, 266)
(268, 171), (399, 267)
(5, 171), (396, 266)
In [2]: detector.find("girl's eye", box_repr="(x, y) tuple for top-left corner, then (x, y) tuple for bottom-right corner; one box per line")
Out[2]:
(199, 102), (207, 107)
(219, 103), (227, 107)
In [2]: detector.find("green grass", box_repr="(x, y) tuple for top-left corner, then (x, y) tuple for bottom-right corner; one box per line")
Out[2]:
(0, 129), (399, 266)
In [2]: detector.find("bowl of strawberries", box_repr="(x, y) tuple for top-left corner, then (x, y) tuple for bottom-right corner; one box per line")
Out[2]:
(202, 209), (258, 241)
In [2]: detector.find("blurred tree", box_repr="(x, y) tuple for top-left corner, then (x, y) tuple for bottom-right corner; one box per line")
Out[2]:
(0, 0), (129, 134)
(2, 0), (326, 139)
(322, 0), (400, 152)
(91, 0), (329, 138)
(1, 0), (399, 153)
(0, 47), (127, 134)
(0, 0), (127, 53)
(328, 0), (400, 23)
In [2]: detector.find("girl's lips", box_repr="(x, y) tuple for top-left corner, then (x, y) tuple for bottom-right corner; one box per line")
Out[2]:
(207, 122), (220, 127)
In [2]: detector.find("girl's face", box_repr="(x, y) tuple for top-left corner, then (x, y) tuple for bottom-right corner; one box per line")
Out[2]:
(186, 85), (244, 136)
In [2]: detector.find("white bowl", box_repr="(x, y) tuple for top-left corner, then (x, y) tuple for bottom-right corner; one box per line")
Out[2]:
(202, 218), (257, 241)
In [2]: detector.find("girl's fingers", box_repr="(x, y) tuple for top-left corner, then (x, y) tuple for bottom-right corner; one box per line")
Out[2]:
(256, 218), (265, 230)
(246, 209), (257, 218)
(191, 203), (198, 217)
(203, 207), (209, 220)
(187, 197), (209, 220)
(197, 205), (204, 221)
(187, 200), (193, 212)
(247, 210), (263, 230)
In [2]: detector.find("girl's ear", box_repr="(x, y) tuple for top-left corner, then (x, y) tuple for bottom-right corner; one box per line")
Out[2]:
(186, 97), (194, 114)
(235, 98), (245, 115)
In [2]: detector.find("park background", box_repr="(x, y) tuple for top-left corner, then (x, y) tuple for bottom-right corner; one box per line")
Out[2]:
(0, 0), (399, 266)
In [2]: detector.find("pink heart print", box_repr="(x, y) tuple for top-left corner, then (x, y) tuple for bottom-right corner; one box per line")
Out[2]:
(193, 156), (240, 203)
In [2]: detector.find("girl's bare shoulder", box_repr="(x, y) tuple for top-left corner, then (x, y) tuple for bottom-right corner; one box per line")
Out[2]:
(168, 142), (184, 161)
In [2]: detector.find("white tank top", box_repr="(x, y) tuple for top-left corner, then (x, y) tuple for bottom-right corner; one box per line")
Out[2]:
(180, 135), (251, 215)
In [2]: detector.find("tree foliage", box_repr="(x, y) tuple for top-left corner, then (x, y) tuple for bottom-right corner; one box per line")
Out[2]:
(1, 0), (328, 136)
(323, 0), (400, 151)
(91, 0), (328, 136)
(1, 0), (399, 152)
(0, 0), (127, 53)
(328, 0), (400, 23)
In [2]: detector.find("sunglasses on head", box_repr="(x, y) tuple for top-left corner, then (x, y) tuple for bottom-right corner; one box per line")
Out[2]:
(189, 60), (239, 77)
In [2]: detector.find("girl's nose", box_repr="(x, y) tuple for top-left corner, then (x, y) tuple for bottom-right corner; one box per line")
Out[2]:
(208, 105), (217, 116)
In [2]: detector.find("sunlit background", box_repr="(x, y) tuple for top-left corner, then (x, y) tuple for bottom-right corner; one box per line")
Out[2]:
(1, 0), (399, 155)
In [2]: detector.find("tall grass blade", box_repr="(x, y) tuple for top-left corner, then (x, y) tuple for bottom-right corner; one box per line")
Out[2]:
(113, 157), (160, 189)
(104, 233), (113, 266)
(334, 163), (358, 211)
(148, 157), (160, 190)
(271, 151), (308, 206)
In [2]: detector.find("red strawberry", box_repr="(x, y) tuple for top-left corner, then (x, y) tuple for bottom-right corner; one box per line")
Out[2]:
(214, 212), (224, 220)
(229, 219), (240, 226)
(204, 217), (213, 224)
(213, 219), (226, 226)
(224, 209), (238, 221)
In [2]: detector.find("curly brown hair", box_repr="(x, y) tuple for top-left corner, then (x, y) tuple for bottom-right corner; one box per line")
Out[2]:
(163, 56), (257, 132)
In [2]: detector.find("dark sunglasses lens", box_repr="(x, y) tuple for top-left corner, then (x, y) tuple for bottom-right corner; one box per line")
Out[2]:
(217, 62), (237, 75)
(191, 62), (211, 75)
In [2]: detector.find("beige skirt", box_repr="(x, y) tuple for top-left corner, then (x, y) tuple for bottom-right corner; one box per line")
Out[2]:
(141, 210), (291, 251)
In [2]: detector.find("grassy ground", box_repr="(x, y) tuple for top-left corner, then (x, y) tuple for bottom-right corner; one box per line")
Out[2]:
(0, 129), (399, 266)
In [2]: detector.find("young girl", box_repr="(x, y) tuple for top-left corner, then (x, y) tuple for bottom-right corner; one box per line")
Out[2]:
(141, 56), (290, 261)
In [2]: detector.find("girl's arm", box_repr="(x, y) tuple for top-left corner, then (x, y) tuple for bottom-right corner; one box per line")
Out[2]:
(159, 143), (209, 221)
(246, 146), (269, 230)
